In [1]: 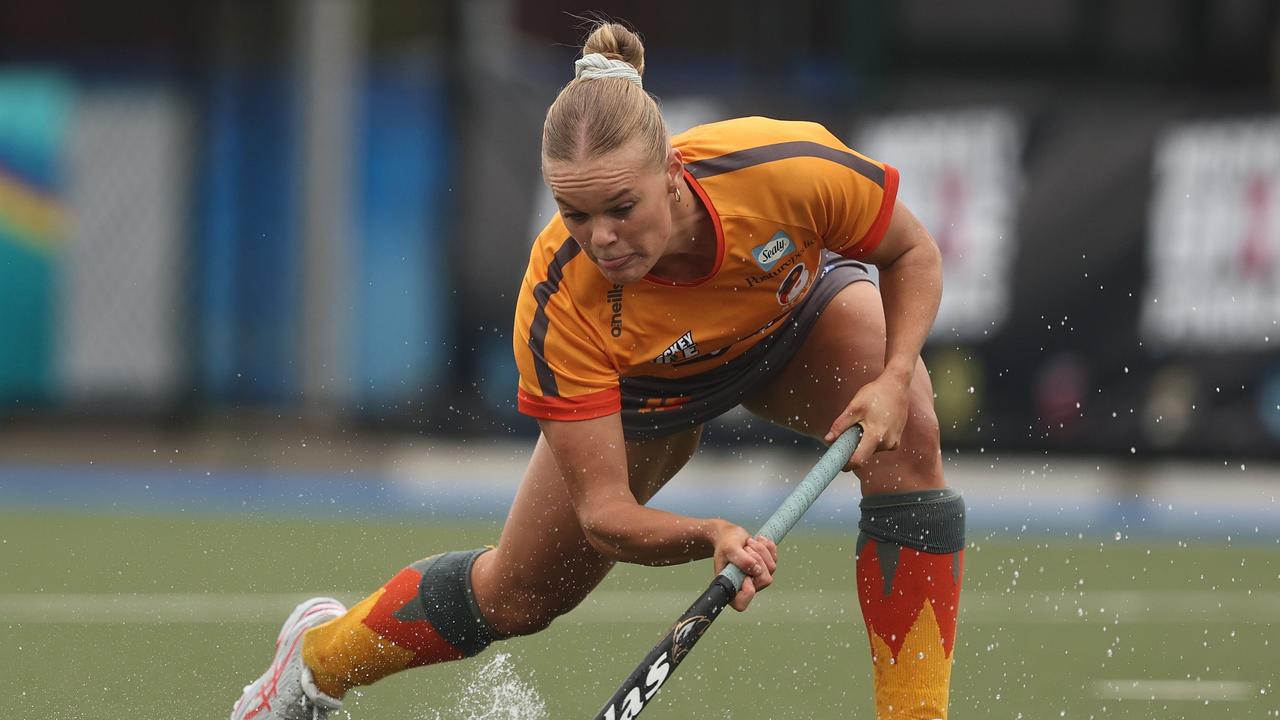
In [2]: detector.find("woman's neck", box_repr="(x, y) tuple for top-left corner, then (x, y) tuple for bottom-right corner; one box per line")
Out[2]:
(650, 175), (716, 282)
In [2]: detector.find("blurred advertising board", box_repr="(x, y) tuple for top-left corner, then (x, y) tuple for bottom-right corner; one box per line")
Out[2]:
(856, 108), (1024, 342)
(0, 72), (72, 403)
(1143, 117), (1280, 350)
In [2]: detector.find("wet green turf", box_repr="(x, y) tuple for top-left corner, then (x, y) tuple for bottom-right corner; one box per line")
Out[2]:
(3, 512), (1277, 719)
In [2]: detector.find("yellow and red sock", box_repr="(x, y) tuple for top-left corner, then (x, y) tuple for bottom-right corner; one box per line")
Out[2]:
(856, 489), (965, 719)
(302, 549), (498, 698)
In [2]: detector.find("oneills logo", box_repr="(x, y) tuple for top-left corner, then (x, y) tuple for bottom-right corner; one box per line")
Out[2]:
(606, 284), (624, 337)
(652, 331), (698, 364)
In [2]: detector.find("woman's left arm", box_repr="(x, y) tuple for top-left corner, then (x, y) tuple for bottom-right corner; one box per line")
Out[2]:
(824, 199), (942, 468)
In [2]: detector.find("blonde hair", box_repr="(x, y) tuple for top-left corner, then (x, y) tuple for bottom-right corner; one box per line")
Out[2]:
(542, 22), (669, 169)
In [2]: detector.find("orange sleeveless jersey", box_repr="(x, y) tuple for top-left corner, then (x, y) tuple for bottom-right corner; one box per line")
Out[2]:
(513, 116), (899, 421)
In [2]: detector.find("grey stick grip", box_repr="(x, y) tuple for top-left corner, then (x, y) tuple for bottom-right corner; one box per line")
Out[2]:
(720, 425), (862, 592)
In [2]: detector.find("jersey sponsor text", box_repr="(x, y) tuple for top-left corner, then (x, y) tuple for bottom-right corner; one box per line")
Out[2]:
(653, 331), (699, 365)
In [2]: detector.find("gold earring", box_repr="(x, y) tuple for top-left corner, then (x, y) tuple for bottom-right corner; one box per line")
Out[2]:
(673, 184), (682, 203)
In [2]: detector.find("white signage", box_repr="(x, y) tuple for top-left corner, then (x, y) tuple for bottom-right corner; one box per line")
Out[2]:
(1142, 117), (1280, 349)
(856, 108), (1023, 341)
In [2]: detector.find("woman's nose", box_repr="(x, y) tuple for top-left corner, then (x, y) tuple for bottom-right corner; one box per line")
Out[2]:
(590, 223), (617, 249)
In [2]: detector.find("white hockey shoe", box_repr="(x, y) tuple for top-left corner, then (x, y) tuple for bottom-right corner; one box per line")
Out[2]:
(231, 597), (347, 720)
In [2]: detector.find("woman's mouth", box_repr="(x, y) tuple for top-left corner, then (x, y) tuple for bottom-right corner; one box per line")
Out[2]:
(596, 254), (634, 271)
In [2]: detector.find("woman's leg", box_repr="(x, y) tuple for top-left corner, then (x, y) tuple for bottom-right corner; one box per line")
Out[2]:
(743, 280), (965, 720)
(472, 425), (703, 635)
(302, 425), (703, 699)
(743, 280), (943, 496)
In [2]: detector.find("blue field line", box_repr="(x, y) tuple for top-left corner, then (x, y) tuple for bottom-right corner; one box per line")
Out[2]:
(0, 462), (1276, 542)
(0, 464), (512, 521)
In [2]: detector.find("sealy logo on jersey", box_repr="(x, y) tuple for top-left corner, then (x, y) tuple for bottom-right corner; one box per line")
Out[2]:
(652, 331), (698, 365)
(777, 262), (811, 305)
(606, 284), (624, 337)
(751, 231), (796, 271)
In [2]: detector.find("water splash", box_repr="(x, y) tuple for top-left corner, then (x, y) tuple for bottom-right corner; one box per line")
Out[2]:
(422, 653), (548, 720)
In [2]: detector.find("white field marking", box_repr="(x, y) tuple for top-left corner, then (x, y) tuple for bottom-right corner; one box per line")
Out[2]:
(1093, 679), (1256, 702)
(1, 590), (1277, 625)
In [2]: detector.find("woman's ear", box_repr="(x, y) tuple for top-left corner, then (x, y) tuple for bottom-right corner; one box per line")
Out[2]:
(667, 147), (684, 188)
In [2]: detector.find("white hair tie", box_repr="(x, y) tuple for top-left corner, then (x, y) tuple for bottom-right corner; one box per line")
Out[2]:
(574, 53), (643, 89)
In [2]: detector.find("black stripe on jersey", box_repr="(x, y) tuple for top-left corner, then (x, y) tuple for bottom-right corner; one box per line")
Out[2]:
(529, 236), (581, 397)
(685, 140), (885, 186)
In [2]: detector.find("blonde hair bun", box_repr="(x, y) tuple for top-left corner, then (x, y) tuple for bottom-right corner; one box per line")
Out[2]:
(542, 20), (667, 167)
(582, 22), (645, 76)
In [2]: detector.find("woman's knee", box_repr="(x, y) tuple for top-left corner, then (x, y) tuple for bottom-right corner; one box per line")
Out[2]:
(860, 394), (944, 494)
(905, 363), (945, 468)
(482, 590), (579, 637)
(901, 400), (943, 473)
(471, 547), (605, 638)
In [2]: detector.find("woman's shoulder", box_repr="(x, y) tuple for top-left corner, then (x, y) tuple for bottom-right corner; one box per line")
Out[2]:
(673, 116), (844, 161)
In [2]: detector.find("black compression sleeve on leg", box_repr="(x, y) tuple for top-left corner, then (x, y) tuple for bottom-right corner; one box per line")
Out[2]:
(857, 488), (966, 554)
(401, 549), (504, 657)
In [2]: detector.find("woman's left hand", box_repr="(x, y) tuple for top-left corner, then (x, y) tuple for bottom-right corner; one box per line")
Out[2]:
(824, 370), (911, 471)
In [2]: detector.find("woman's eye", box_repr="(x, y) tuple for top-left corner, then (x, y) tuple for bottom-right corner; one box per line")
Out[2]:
(563, 211), (587, 223)
(613, 204), (634, 218)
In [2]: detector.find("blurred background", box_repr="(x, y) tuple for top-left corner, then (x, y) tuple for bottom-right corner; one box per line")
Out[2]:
(3, 2), (1279, 718)
(1, 0), (1278, 460)
(0, 0), (1278, 551)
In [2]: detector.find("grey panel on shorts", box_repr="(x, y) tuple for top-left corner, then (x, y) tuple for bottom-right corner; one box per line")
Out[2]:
(620, 256), (873, 439)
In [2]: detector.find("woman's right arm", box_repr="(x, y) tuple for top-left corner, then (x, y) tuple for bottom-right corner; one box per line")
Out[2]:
(539, 414), (776, 610)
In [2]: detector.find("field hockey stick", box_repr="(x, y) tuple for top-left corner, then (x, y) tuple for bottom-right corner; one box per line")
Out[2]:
(590, 425), (863, 720)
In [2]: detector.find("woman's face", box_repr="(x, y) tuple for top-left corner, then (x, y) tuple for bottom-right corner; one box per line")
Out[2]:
(544, 144), (678, 285)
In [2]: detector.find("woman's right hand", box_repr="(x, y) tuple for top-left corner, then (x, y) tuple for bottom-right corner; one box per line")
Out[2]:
(710, 521), (779, 611)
